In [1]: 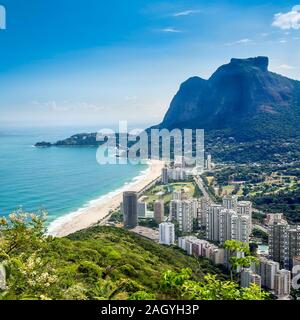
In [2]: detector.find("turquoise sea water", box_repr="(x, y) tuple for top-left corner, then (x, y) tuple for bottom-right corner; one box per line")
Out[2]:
(0, 127), (147, 225)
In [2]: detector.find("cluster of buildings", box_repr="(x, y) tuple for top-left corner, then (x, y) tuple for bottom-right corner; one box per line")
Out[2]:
(177, 236), (225, 265)
(161, 166), (189, 184)
(206, 196), (252, 244)
(122, 191), (167, 228)
(268, 217), (300, 270)
(159, 192), (299, 299)
(169, 194), (198, 233)
(161, 153), (213, 184)
(121, 155), (300, 299)
(173, 233), (293, 298)
(241, 257), (292, 297)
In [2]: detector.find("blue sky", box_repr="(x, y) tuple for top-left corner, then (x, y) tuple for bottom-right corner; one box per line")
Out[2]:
(0, 0), (300, 128)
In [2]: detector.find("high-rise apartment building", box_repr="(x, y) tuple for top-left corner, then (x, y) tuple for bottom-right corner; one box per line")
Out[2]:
(207, 206), (250, 244)
(240, 268), (261, 288)
(137, 201), (147, 218)
(178, 200), (194, 233)
(274, 269), (291, 297)
(237, 201), (252, 230)
(122, 191), (138, 228)
(258, 257), (280, 290)
(269, 221), (300, 270)
(154, 200), (165, 224)
(161, 166), (169, 184)
(206, 204), (223, 242)
(159, 222), (175, 245)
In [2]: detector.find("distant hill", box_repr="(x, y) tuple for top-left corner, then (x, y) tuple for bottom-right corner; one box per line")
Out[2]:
(157, 57), (300, 141)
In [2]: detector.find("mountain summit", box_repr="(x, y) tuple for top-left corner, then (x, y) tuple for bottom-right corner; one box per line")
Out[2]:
(158, 56), (300, 140)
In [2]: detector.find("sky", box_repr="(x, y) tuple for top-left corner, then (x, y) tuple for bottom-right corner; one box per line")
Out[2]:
(0, 0), (300, 128)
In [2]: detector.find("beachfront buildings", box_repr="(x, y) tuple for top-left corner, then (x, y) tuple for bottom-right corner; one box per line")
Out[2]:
(161, 166), (188, 182)
(159, 222), (175, 245)
(161, 166), (169, 184)
(269, 220), (300, 270)
(122, 191), (138, 228)
(154, 200), (164, 223)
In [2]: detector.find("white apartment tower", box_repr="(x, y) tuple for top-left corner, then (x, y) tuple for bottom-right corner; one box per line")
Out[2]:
(218, 209), (235, 244)
(237, 201), (252, 230)
(159, 222), (175, 245)
(179, 200), (194, 233)
(208, 206), (250, 244)
(206, 204), (223, 242)
(274, 269), (291, 297)
(240, 268), (261, 288)
(258, 257), (280, 290)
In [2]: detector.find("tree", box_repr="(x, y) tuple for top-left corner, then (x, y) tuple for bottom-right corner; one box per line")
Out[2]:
(0, 210), (47, 256)
(160, 269), (269, 300)
(224, 240), (258, 281)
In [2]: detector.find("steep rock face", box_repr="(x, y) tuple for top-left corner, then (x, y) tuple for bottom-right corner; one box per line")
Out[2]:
(159, 57), (300, 140)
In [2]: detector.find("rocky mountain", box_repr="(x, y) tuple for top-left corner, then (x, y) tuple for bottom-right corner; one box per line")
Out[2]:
(36, 56), (300, 147)
(157, 56), (300, 141)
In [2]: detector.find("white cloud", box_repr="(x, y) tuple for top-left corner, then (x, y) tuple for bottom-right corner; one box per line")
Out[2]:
(272, 5), (300, 30)
(160, 27), (181, 33)
(278, 64), (295, 70)
(173, 10), (200, 17)
(225, 38), (253, 46)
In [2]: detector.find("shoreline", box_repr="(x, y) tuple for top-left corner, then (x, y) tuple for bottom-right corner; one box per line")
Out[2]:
(48, 159), (164, 237)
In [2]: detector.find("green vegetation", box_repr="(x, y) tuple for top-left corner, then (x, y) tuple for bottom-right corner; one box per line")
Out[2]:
(206, 135), (300, 165)
(161, 268), (269, 300)
(224, 240), (258, 281)
(143, 181), (199, 204)
(205, 162), (300, 223)
(252, 228), (268, 244)
(0, 212), (268, 300)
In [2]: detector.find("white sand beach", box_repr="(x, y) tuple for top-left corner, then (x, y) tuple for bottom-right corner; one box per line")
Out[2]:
(48, 160), (164, 237)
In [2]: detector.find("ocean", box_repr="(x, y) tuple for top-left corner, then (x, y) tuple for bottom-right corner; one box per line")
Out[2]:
(0, 126), (148, 226)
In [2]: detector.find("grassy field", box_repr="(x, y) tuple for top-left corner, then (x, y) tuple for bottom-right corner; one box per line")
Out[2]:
(142, 181), (197, 205)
